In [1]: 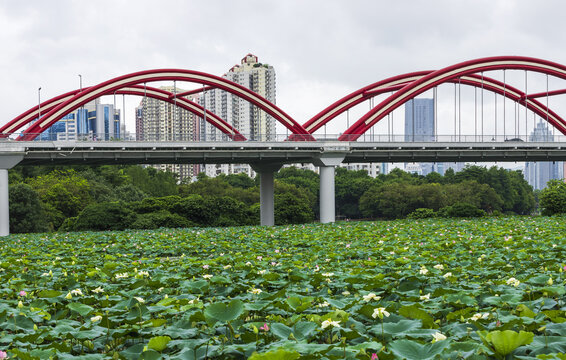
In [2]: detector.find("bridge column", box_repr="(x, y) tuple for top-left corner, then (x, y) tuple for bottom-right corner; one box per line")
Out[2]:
(313, 154), (346, 224)
(251, 163), (283, 226)
(0, 154), (24, 237)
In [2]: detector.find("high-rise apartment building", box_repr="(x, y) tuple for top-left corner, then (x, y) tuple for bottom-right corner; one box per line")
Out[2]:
(135, 86), (201, 180)
(524, 121), (563, 190)
(202, 54), (277, 177)
(133, 54), (276, 179)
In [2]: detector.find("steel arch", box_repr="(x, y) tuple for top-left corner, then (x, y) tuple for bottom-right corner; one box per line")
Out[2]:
(19, 69), (312, 141)
(306, 72), (566, 139)
(2, 86), (246, 141)
(340, 56), (566, 140)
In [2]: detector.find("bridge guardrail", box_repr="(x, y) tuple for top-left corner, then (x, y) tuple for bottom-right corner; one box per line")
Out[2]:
(0, 133), (564, 143)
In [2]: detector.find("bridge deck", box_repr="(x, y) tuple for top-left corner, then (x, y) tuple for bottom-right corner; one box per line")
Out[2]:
(1, 140), (565, 165)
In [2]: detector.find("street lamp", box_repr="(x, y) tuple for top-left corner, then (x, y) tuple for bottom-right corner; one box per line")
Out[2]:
(78, 74), (82, 91)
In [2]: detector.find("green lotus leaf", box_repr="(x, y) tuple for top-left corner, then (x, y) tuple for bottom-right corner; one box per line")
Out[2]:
(389, 339), (450, 360)
(248, 348), (300, 360)
(147, 335), (171, 352)
(204, 299), (244, 322)
(482, 330), (534, 356)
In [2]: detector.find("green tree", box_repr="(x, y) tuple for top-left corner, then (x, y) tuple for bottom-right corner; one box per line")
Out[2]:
(445, 180), (503, 213)
(335, 167), (374, 219)
(9, 183), (49, 233)
(26, 170), (93, 229)
(125, 166), (178, 197)
(220, 173), (256, 189)
(360, 182), (416, 219)
(539, 179), (566, 215)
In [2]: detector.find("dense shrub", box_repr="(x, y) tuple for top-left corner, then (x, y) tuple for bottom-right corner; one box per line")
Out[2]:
(73, 202), (137, 231)
(131, 210), (194, 229)
(407, 208), (436, 219)
(440, 202), (486, 218)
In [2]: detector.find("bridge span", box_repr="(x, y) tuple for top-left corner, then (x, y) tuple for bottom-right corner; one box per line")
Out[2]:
(2, 139), (566, 236)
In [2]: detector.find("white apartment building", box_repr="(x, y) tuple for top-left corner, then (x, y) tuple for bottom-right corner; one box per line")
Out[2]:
(135, 86), (201, 180)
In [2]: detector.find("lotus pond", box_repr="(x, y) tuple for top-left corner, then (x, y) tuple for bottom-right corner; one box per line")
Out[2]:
(2, 217), (566, 359)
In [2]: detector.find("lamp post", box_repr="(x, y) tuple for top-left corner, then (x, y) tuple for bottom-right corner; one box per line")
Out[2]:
(38, 87), (42, 119)
(78, 75), (83, 138)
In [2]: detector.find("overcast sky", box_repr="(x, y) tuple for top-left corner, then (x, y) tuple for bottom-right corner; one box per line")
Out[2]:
(2, 0), (566, 138)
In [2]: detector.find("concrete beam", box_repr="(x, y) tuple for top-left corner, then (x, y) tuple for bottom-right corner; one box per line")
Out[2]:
(250, 163), (283, 226)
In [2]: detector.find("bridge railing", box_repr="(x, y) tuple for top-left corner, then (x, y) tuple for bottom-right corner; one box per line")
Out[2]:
(1, 132), (564, 143)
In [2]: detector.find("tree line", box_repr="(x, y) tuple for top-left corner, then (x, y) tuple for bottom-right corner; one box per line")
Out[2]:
(8, 163), (536, 233)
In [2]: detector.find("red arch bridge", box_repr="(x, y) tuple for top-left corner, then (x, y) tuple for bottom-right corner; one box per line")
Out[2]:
(2, 56), (566, 235)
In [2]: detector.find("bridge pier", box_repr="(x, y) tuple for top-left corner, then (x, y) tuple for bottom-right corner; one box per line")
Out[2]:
(251, 163), (283, 226)
(314, 154), (346, 223)
(0, 154), (24, 237)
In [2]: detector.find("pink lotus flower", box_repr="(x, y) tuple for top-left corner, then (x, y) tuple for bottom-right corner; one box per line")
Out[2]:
(260, 323), (269, 331)
(0, 350), (7, 359)
(257, 256), (263, 261)
(371, 354), (378, 360)
(18, 290), (26, 297)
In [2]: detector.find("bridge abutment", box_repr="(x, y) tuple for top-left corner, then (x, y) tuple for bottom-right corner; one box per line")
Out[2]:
(251, 163), (283, 226)
(0, 154), (24, 236)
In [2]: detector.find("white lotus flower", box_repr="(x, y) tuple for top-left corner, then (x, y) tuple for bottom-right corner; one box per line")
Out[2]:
(372, 307), (390, 319)
(321, 319), (340, 329)
(432, 332), (447, 342)
(363, 293), (381, 302)
(70, 289), (83, 296)
(470, 312), (490, 321)
(91, 287), (104, 294)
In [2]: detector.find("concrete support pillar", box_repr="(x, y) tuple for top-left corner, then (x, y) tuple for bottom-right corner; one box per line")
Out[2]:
(259, 171), (275, 226)
(0, 169), (9, 237)
(251, 163), (283, 226)
(313, 154), (346, 224)
(0, 154), (24, 237)
(319, 166), (335, 223)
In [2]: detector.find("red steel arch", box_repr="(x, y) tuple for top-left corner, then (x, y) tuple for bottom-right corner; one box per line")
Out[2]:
(302, 71), (430, 134)
(302, 71), (566, 139)
(339, 56), (566, 141)
(20, 69), (312, 141)
(1, 89), (80, 136)
(2, 86), (246, 141)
